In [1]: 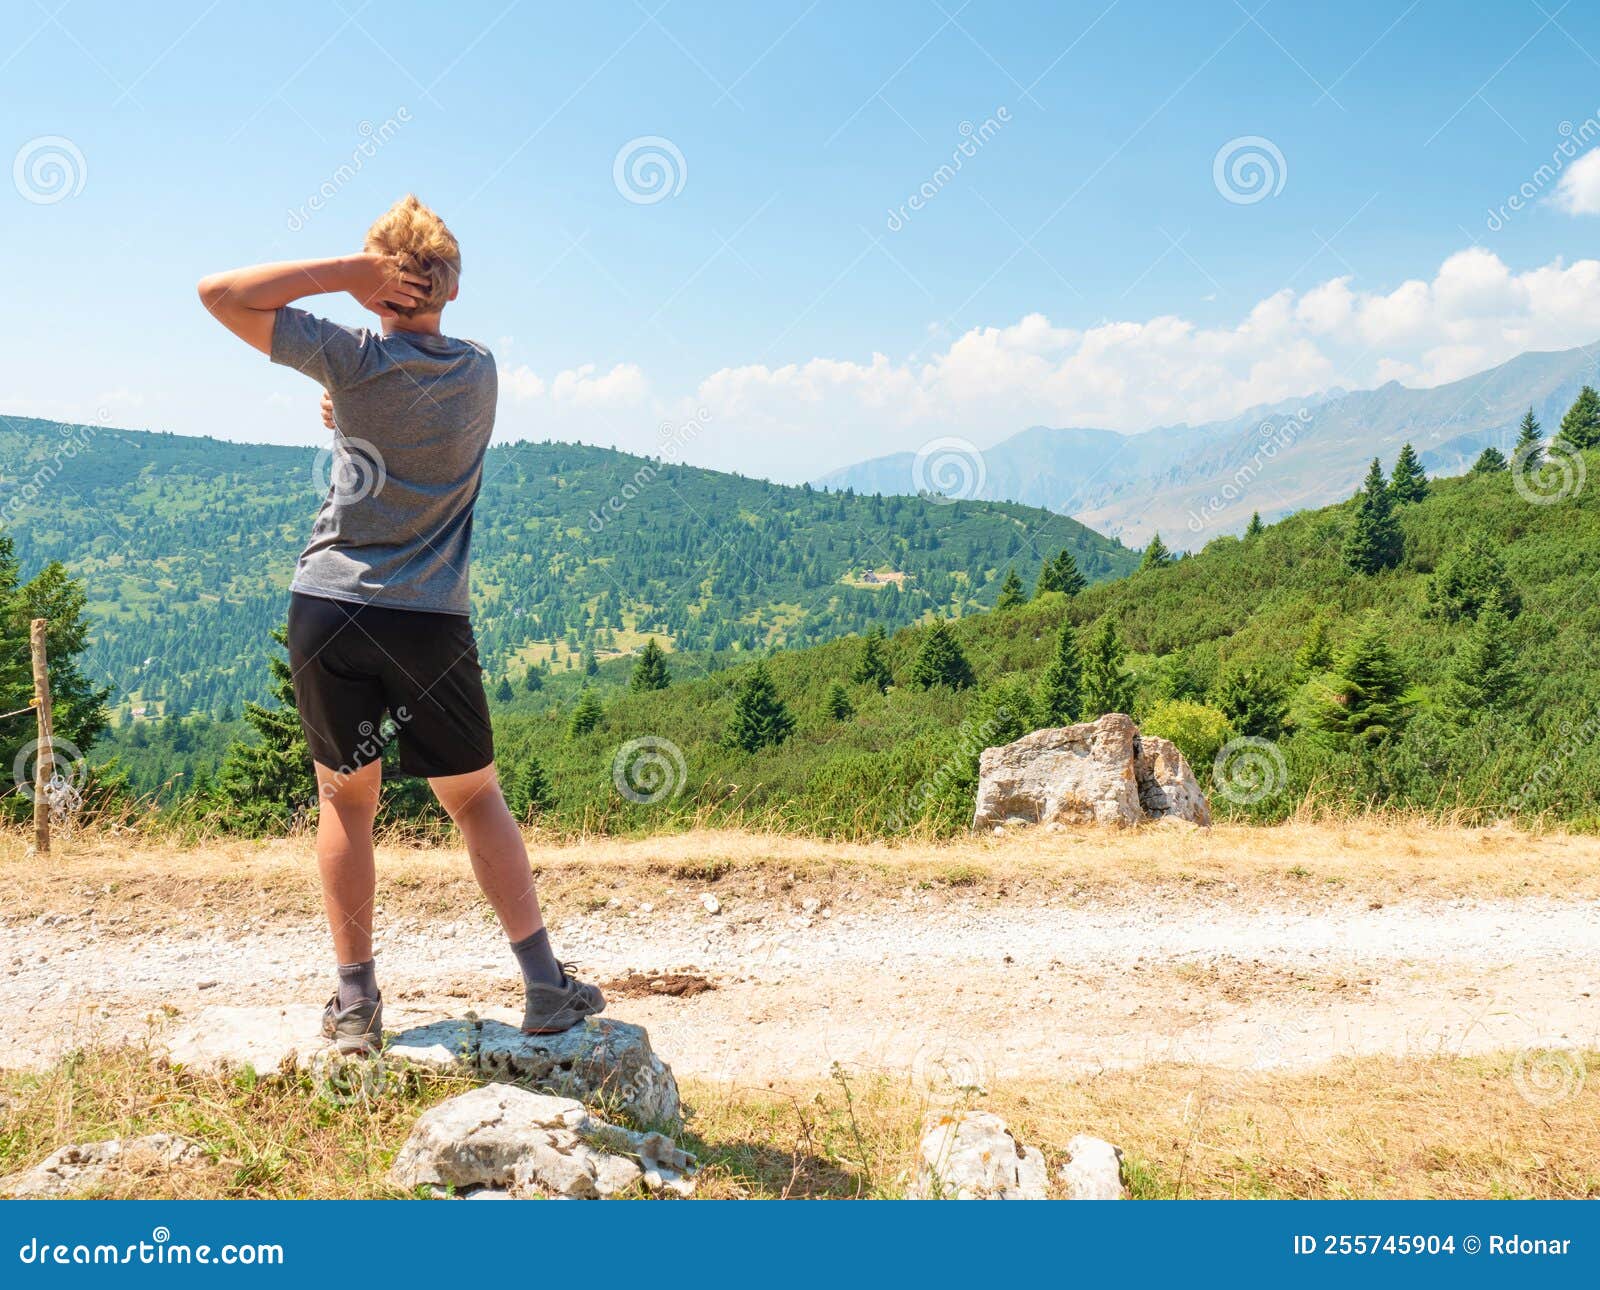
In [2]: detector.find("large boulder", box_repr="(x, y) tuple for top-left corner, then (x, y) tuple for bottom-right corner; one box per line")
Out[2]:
(0, 1133), (207, 1199)
(1059, 1134), (1127, 1199)
(476, 1018), (681, 1128)
(908, 1111), (1048, 1200)
(972, 713), (1210, 829)
(389, 1084), (695, 1199)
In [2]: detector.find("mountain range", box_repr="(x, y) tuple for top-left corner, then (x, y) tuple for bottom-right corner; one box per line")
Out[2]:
(814, 340), (1600, 547)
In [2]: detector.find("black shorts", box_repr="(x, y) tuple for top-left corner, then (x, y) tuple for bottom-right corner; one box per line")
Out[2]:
(286, 592), (494, 779)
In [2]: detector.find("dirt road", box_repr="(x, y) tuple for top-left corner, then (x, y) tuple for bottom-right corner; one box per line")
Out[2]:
(3, 823), (1596, 1082)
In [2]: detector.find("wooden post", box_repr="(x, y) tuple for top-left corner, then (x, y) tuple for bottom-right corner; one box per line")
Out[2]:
(30, 618), (52, 857)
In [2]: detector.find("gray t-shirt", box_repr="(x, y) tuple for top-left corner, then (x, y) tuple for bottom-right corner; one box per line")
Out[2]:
(270, 306), (497, 615)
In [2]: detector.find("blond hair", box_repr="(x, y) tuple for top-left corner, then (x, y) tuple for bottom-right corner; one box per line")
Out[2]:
(364, 194), (461, 316)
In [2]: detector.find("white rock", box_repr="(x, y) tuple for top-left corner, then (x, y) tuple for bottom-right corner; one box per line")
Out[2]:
(389, 1084), (695, 1199)
(972, 713), (1211, 830)
(476, 1017), (681, 1126)
(164, 1004), (325, 1073)
(700, 894), (722, 915)
(383, 1018), (477, 1073)
(908, 1111), (1048, 1200)
(1059, 1134), (1127, 1199)
(1, 1133), (206, 1199)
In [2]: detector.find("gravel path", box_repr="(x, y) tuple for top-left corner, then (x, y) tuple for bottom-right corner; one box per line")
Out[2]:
(4, 891), (1597, 1080)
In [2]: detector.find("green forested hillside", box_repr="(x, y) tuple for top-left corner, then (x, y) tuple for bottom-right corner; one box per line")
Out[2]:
(131, 441), (1600, 834)
(0, 415), (1136, 721)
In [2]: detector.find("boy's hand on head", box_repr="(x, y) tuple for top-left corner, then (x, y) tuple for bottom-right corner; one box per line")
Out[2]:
(347, 251), (431, 318)
(320, 390), (335, 431)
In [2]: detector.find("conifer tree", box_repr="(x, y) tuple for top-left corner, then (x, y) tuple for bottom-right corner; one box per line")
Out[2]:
(823, 681), (855, 721)
(1212, 664), (1285, 740)
(494, 676), (515, 703)
(505, 755), (555, 816)
(1292, 618), (1333, 682)
(1307, 618), (1413, 746)
(212, 627), (314, 832)
(630, 637), (671, 692)
(581, 646), (599, 677)
(1034, 548), (1086, 598)
(994, 567), (1025, 611)
(1342, 458), (1403, 574)
(1514, 407), (1542, 464)
(852, 624), (894, 692)
(1471, 446), (1508, 473)
(909, 619), (976, 690)
(568, 685), (603, 738)
(1427, 532), (1521, 622)
(727, 661), (795, 752)
(1037, 618), (1082, 725)
(523, 666), (543, 692)
(1080, 618), (1133, 716)
(1438, 591), (1520, 723)
(1138, 533), (1173, 572)
(1389, 442), (1428, 503)
(1244, 511), (1265, 538)
(1556, 385), (1600, 451)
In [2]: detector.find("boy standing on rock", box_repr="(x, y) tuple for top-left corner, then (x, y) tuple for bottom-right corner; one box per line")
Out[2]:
(198, 195), (603, 1053)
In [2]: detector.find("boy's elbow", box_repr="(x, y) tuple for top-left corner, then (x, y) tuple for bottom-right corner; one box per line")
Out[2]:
(196, 274), (232, 312)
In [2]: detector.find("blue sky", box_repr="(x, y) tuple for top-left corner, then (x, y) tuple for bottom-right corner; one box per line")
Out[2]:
(7, 0), (1600, 480)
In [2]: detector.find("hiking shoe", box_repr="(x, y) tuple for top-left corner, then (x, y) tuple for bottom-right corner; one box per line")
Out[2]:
(322, 991), (383, 1056)
(521, 968), (606, 1035)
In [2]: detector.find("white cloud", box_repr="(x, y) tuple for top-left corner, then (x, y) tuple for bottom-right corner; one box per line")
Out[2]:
(1553, 148), (1600, 215)
(488, 249), (1600, 481)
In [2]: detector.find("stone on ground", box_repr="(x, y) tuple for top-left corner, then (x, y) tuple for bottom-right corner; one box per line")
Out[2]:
(1059, 1134), (1127, 1199)
(971, 712), (1211, 830)
(389, 1084), (695, 1199)
(477, 1017), (681, 1126)
(0, 1133), (206, 1199)
(908, 1110), (1048, 1200)
(164, 1004), (324, 1073)
(383, 1018), (478, 1073)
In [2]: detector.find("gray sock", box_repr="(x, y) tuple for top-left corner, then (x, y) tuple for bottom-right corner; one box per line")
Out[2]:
(509, 927), (565, 989)
(336, 958), (379, 1009)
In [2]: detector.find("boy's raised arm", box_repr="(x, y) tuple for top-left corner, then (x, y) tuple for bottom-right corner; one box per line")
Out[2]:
(196, 253), (430, 354)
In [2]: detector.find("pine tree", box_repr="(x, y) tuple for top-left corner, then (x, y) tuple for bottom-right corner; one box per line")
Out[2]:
(1556, 385), (1600, 451)
(1037, 619), (1082, 724)
(1342, 457), (1403, 575)
(1427, 532), (1521, 622)
(1212, 664), (1285, 740)
(1307, 618), (1413, 746)
(523, 667), (543, 693)
(505, 755), (555, 816)
(994, 567), (1025, 611)
(727, 661), (795, 752)
(1034, 548), (1086, 598)
(1514, 407), (1542, 465)
(852, 624), (894, 692)
(1388, 442), (1428, 503)
(909, 619), (975, 690)
(630, 637), (671, 692)
(494, 676), (515, 703)
(14, 560), (111, 755)
(1438, 590), (1520, 723)
(568, 685), (603, 738)
(581, 646), (599, 677)
(1471, 446), (1508, 473)
(823, 681), (855, 721)
(212, 627), (315, 832)
(1080, 618), (1133, 716)
(1138, 532), (1173, 572)
(1292, 618), (1333, 682)
(1244, 511), (1265, 538)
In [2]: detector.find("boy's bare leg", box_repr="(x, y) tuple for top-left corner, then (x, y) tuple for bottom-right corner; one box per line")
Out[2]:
(429, 764), (545, 942)
(313, 759), (382, 966)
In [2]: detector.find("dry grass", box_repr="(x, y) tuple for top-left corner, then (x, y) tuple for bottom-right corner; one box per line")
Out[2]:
(1, 1047), (1593, 1199)
(3, 818), (1596, 937)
